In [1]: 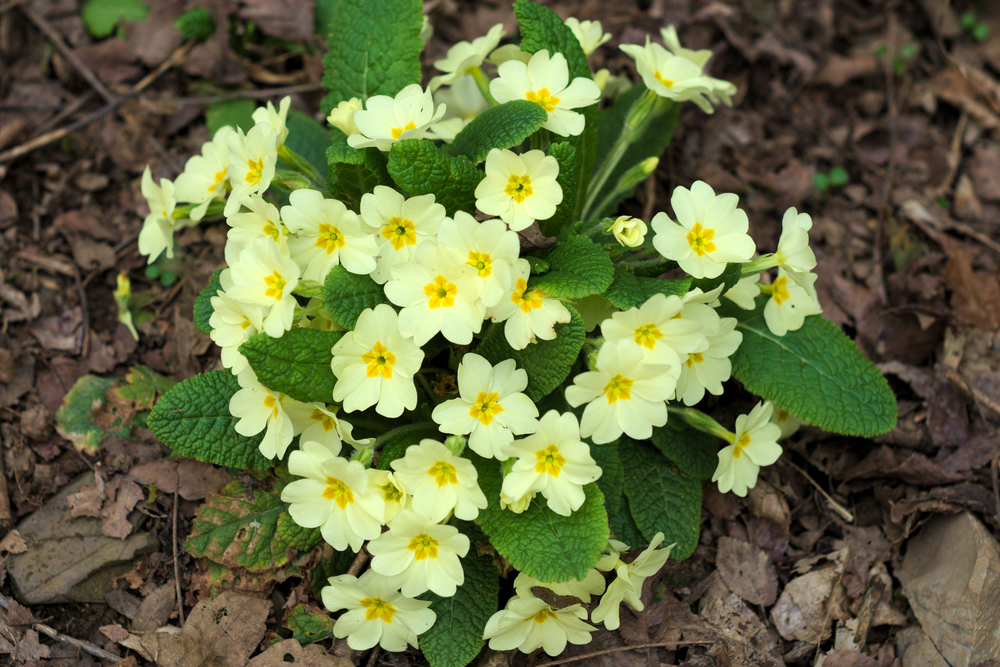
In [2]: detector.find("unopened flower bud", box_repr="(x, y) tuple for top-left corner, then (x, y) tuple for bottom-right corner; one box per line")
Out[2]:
(608, 215), (648, 248)
(326, 97), (362, 136)
(444, 434), (466, 457)
(351, 446), (374, 468)
(500, 489), (535, 514)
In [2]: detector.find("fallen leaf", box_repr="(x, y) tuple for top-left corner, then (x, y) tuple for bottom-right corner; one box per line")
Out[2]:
(100, 624), (130, 643)
(246, 639), (353, 667)
(840, 445), (964, 486)
(835, 526), (890, 598)
(821, 649), (878, 667)
(132, 582), (178, 632)
(101, 477), (143, 540)
(700, 591), (785, 667)
(128, 458), (230, 501)
(0, 530), (28, 554)
(715, 536), (778, 606)
(771, 563), (846, 642)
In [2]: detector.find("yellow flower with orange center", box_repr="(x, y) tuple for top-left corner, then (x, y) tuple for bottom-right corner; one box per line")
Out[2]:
(466, 251), (492, 277)
(427, 461), (458, 488)
(469, 391), (503, 425)
(407, 533), (439, 561)
(423, 275), (457, 309)
(246, 157), (264, 185)
(534, 444), (566, 477)
(525, 87), (560, 112)
(322, 476), (355, 509)
(362, 341), (396, 379)
(381, 216), (417, 251)
(504, 174), (533, 204)
(315, 223), (346, 254)
(633, 323), (662, 349)
(360, 597), (396, 623)
(263, 271), (286, 300)
(771, 275), (790, 306)
(391, 120), (417, 140)
(685, 221), (716, 256)
(602, 374), (633, 404)
(511, 278), (544, 313)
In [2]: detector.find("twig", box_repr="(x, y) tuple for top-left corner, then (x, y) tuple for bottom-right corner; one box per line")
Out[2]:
(173, 475), (185, 627)
(174, 83), (324, 105)
(0, 594), (122, 663)
(992, 457), (1000, 527)
(365, 645), (381, 667)
(33, 90), (98, 137)
(533, 639), (716, 667)
(782, 459), (854, 522)
(0, 0), (25, 13)
(0, 437), (11, 536)
(346, 548), (369, 577)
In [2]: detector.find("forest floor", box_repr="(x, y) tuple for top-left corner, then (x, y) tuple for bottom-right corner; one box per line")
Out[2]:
(1, 0), (1000, 665)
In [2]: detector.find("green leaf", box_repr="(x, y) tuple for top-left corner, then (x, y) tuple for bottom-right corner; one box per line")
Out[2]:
(206, 99), (256, 135)
(309, 548), (359, 598)
(690, 261), (742, 297)
(174, 7), (214, 41)
(321, 265), (389, 330)
(619, 438), (702, 560)
(608, 494), (644, 546)
(650, 419), (719, 480)
(113, 365), (176, 411)
(194, 269), (224, 335)
(81, 0), (148, 38)
(590, 442), (623, 516)
(327, 146), (391, 211)
(513, 0), (597, 223)
(539, 142), (578, 238)
(276, 512), (323, 552)
(185, 479), (297, 571)
(591, 85), (680, 219)
(320, 0), (423, 113)
(448, 101), (548, 163)
(476, 305), (585, 402)
(603, 269), (691, 310)
(286, 603), (336, 645)
(376, 423), (444, 470)
(326, 132), (367, 167)
(387, 140), (483, 216)
(719, 302), (897, 436)
(148, 370), (272, 470)
(471, 452), (609, 582)
(240, 329), (342, 405)
(420, 522), (499, 667)
(529, 236), (614, 299)
(284, 111), (333, 182)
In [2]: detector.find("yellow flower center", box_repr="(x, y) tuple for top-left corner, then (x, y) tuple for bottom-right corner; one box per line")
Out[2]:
(246, 157), (264, 186)
(772, 275), (790, 306)
(240, 317), (252, 331)
(262, 392), (279, 419)
(424, 275), (458, 309)
(381, 216), (416, 251)
(263, 271), (286, 300)
(408, 533), (439, 560)
(428, 461), (458, 487)
(511, 278), (544, 313)
(685, 352), (704, 368)
(470, 391), (503, 425)
(362, 341), (396, 379)
(733, 431), (751, 459)
(316, 224), (346, 254)
(209, 168), (226, 192)
(603, 374), (633, 404)
(322, 477), (355, 509)
(633, 323), (662, 350)
(653, 71), (674, 88)
(525, 87), (560, 113)
(505, 174), (533, 204)
(534, 444), (566, 477)
(360, 597), (396, 623)
(263, 221), (280, 243)
(526, 608), (555, 623)
(391, 120), (417, 140)
(686, 222), (716, 257)
(310, 408), (337, 432)
(381, 482), (404, 503)
(466, 251), (492, 278)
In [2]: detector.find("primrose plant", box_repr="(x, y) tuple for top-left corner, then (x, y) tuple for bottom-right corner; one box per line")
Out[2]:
(141, 1), (896, 664)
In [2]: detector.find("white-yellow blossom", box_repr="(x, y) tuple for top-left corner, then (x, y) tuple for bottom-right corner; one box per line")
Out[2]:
(390, 439), (487, 522)
(348, 84), (446, 152)
(429, 23), (505, 90)
(712, 401), (783, 496)
(475, 149), (562, 231)
(367, 509), (470, 598)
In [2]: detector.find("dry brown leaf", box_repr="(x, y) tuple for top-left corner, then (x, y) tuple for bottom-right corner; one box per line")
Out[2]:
(715, 536), (778, 606)
(0, 530), (28, 554)
(246, 639), (353, 667)
(132, 582), (178, 632)
(128, 458), (231, 501)
(100, 477), (143, 540)
(771, 563), (846, 642)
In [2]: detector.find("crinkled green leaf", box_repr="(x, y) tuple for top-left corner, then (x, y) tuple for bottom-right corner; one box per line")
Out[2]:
(113, 365), (175, 411)
(650, 419), (719, 480)
(513, 0), (597, 223)
(476, 305), (585, 402)
(276, 511), (324, 553)
(529, 236), (614, 299)
(603, 268), (691, 310)
(471, 452), (608, 582)
(321, 265), (389, 330)
(286, 603), (336, 645)
(376, 423), (443, 470)
(539, 142), (578, 238)
(690, 261), (743, 297)
(55, 376), (124, 453)
(620, 437), (702, 560)
(320, 0), (423, 112)
(608, 494), (644, 547)
(194, 269), (224, 335)
(719, 301), (897, 436)
(448, 100), (548, 163)
(206, 99), (255, 135)
(148, 370), (272, 470)
(591, 85), (680, 219)
(420, 522), (498, 667)
(81, 0), (148, 39)
(590, 441), (623, 516)
(240, 329), (342, 405)
(328, 147), (391, 211)
(185, 479), (296, 571)
(387, 139), (483, 216)
(325, 132), (366, 167)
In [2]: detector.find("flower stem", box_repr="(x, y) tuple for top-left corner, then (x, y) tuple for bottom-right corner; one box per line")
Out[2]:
(668, 406), (735, 442)
(470, 67), (499, 107)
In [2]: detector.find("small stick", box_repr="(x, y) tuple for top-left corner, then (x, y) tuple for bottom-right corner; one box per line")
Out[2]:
(782, 459), (854, 522)
(0, 433), (12, 535)
(175, 82), (323, 105)
(0, 594), (122, 663)
(346, 549), (369, 577)
(533, 639), (716, 667)
(172, 476), (185, 627)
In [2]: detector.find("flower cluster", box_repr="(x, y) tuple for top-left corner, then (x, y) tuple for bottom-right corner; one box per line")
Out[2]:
(137, 11), (822, 661)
